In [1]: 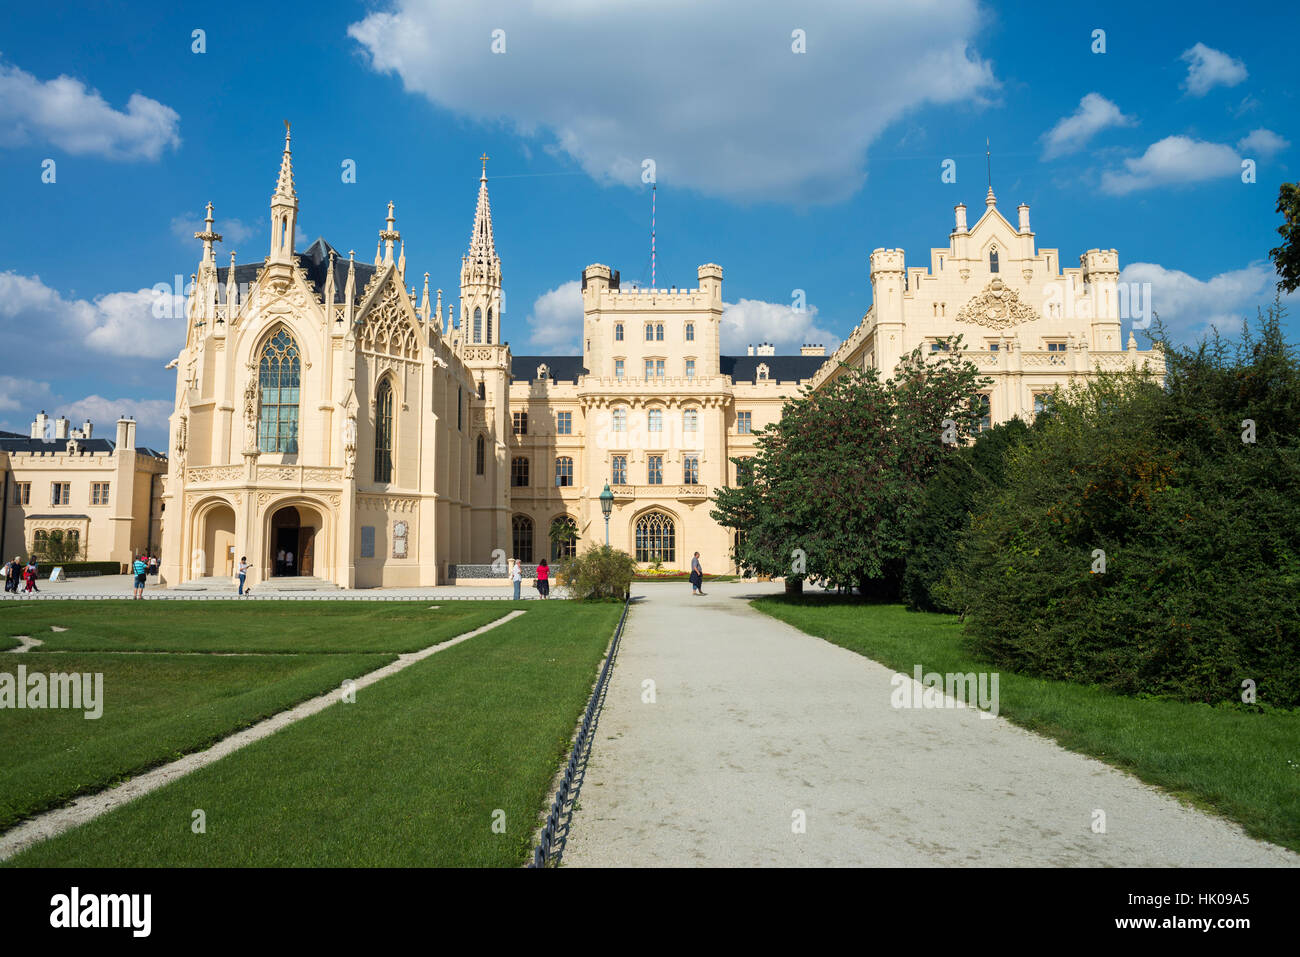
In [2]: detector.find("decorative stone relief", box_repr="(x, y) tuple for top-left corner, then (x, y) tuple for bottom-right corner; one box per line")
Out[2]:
(956, 278), (1040, 330)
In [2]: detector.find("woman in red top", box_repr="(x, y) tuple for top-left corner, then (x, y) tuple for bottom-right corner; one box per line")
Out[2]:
(536, 559), (550, 599)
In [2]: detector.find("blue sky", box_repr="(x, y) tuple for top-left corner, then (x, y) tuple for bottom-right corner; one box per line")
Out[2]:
(1, 0), (1296, 447)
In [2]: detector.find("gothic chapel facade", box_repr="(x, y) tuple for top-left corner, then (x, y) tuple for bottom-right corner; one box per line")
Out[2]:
(160, 128), (508, 588)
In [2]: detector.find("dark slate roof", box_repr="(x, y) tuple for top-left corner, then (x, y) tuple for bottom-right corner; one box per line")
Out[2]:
(215, 238), (380, 305)
(721, 355), (824, 383)
(0, 430), (24, 439)
(511, 355), (588, 383)
(0, 436), (167, 458)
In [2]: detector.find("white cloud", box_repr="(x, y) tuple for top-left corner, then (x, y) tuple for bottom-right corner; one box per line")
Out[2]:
(1041, 93), (1136, 159)
(0, 377), (54, 416)
(1236, 128), (1290, 159)
(348, 1), (997, 203)
(720, 299), (838, 355)
(0, 271), (187, 361)
(1119, 260), (1293, 342)
(523, 280), (583, 354)
(1099, 135), (1241, 195)
(1180, 43), (1247, 97)
(0, 60), (180, 160)
(170, 213), (256, 249)
(58, 395), (174, 445)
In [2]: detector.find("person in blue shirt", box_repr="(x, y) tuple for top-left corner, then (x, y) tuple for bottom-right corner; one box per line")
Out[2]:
(132, 555), (148, 599)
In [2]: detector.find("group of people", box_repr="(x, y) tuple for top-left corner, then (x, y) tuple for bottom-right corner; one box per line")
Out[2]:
(2, 556), (40, 593)
(509, 558), (550, 600)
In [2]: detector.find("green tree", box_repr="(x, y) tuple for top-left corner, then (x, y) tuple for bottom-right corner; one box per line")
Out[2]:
(1269, 182), (1300, 293)
(556, 545), (636, 600)
(711, 340), (987, 596)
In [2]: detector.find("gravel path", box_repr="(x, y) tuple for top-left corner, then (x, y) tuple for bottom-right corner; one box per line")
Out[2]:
(561, 584), (1298, 867)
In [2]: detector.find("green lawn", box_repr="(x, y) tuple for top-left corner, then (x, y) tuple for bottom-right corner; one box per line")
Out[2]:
(6, 601), (623, 867)
(1, 600), (509, 653)
(0, 651), (391, 831)
(755, 597), (1300, 853)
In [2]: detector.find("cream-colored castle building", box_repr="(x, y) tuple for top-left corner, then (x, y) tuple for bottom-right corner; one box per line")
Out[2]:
(1, 414), (166, 567)
(136, 132), (1161, 590)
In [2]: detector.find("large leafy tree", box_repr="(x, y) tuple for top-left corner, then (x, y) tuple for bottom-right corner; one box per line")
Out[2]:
(712, 340), (986, 595)
(1270, 182), (1300, 293)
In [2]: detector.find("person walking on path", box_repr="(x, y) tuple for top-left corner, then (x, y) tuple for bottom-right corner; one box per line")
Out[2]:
(511, 558), (523, 600)
(690, 552), (705, 596)
(132, 555), (148, 599)
(536, 558), (550, 599)
(238, 556), (251, 596)
(3, 556), (18, 594)
(23, 559), (38, 593)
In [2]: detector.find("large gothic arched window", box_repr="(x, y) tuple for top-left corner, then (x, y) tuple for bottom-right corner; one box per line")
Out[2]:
(374, 377), (394, 483)
(473, 307), (482, 343)
(635, 511), (676, 563)
(486, 307), (493, 343)
(258, 329), (300, 453)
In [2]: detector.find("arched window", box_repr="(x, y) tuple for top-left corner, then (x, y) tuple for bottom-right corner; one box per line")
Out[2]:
(655, 323), (664, 341)
(486, 307), (493, 343)
(645, 323), (654, 341)
(989, 248), (999, 273)
(635, 511), (676, 563)
(551, 515), (578, 561)
(512, 514), (534, 563)
(475, 434), (486, 475)
(258, 329), (301, 453)
(511, 457), (529, 487)
(555, 456), (574, 487)
(685, 322), (695, 341)
(473, 307), (482, 343)
(374, 377), (394, 483)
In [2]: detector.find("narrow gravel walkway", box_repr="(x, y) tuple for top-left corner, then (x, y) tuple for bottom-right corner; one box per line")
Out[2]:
(562, 584), (1297, 867)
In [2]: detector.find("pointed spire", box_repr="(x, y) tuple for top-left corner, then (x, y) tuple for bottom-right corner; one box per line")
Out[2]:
(275, 121), (296, 200)
(374, 240), (382, 268)
(380, 201), (400, 266)
(323, 249), (336, 307)
(226, 251), (238, 308)
(195, 201), (222, 262)
(398, 239), (407, 282)
(344, 249), (356, 327)
(420, 273), (431, 321)
(435, 287), (443, 330)
(468, 156), (496, 260)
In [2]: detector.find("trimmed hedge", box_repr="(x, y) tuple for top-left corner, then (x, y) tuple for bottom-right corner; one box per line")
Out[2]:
(47, 561), (123, 579)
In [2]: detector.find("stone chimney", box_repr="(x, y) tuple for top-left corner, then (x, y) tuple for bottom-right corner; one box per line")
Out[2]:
(116, 416), (135, 451)
(756, 342), (775, 356)
(82, 419), (93, 439)
(31, 410), (48, 440)
(1018, 203), (1031, 233)
(954, 203), (968, 233)
(747, 344), (755, 356)
(800, 344), (826, 357)
(55, 416), (70, 440)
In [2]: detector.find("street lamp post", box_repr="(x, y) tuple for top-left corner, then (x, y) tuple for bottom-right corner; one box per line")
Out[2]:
(599, 482), (614, 546)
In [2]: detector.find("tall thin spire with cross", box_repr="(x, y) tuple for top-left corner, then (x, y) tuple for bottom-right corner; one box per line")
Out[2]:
(985, 137), (997, 207)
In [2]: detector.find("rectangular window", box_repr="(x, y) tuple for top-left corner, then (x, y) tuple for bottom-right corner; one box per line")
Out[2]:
(512, 411), (528, 435)
(647, 455), (663, 485)
(975, 393), (991, 432)
(91, 482), (111, 505)
(684, 409), (698, 431)
(645, 324), (654, 341)
(360, 526), (376, 558)
(613, 408), (627, 432)
(988, 342), (1000, 352)
(655, 359), (665, 378)
(655, 324), (664, 341)
(644, 359), (654, 379)
(615, 323), (624, 341)
(686, 359), (696, 378)
(1033, 393), (1053, 415)
(683, 455), (699, 485)
(737, 411), (752, 434)
(930, 340), (950, 352)
(1046, 341), (1067, 352)
(13, 482), (30, 506)
(556, 411), (572, 435)
(614, 359), (625, 379)
(51, 482), (70, 506)
(612, 455), (627, 485)
(648, 410), (663, 432)
(685, 322), (695, 342)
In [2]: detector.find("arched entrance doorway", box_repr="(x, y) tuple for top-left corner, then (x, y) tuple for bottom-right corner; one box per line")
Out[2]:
(197, 502), (237, 578)
(269, 504), (320, 577)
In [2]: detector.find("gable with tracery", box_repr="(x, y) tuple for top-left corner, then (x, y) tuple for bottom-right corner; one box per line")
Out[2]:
(358, 281), (422, 360)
